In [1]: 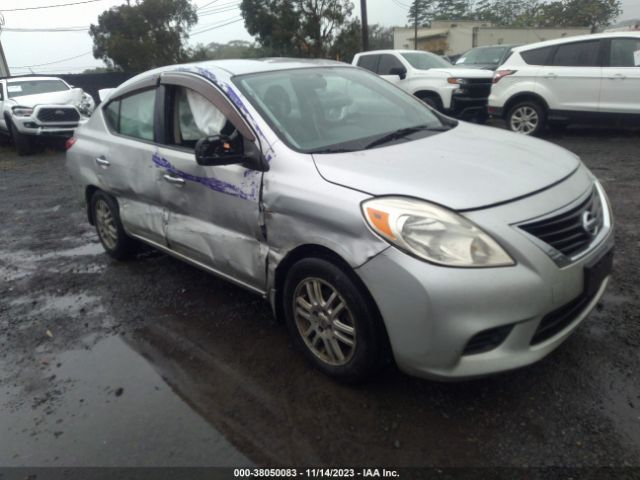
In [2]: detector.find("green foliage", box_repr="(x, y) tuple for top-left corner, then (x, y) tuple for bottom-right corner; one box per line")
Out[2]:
(407, 0), (435, 27)
(204, 40), (261, 59)
(433, 0), (472, 21)
(89, 0), (198, 71)
(240, 0), (354, 57)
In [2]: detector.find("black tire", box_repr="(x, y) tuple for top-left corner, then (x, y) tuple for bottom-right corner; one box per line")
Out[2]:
(90, 190), (137, 260)
(10, 120), (37, 156)
(506, 100), (546, 136)
(417, 94), (442, 112)
(283, 257), (384, 383)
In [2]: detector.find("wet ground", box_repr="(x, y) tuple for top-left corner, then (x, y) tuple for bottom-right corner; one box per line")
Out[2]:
(0, 126), (639, 468)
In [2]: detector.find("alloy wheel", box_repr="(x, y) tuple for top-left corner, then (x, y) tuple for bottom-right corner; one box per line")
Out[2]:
(293, 277), (357, 366)
(510, 106), (539, 135)
(95, 199), (118, 250)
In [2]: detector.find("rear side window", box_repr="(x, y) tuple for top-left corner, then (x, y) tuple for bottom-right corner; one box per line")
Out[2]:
(377, 54), (405, 75)
(520, 46), (554, 65)
(609, 38), (640, 67)
(357, 55), (379, 73)
(109, 89), (156, 141)
(551, 40), (600, 67)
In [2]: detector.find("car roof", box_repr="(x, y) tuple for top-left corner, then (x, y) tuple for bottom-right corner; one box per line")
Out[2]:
(180, 58), (347, 76)
(515, 31), (640, 52)
(357, 49), (438, 55)
(5, 76), (65, 82)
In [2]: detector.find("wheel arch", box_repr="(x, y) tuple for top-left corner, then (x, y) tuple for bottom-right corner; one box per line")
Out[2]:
(503, 92), (550, 118)
(414, 90), (444, 107)
(272, 243), (393, 359)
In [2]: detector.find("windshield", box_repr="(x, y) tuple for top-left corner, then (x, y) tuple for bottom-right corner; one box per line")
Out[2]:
(7, 79), (69, 98)
(456, 47), (509, 66)
(233, 67), (446, 153)
(400, 52), (452, 70)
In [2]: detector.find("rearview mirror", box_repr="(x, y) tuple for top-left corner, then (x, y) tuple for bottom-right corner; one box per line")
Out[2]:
(195, 135), (268, 172)
(389, 67), (407, 80)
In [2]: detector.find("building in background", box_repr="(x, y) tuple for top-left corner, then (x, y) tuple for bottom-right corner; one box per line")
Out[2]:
(605, 19), (640, 32)
(393, 21), (590, 56)
(0, 39), (8, 77)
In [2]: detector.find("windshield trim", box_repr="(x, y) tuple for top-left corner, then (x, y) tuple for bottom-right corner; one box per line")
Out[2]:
(231, 66), (452, 155)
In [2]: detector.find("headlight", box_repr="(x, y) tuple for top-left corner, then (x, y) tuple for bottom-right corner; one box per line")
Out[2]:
(12, 106), (34, 117)
(362, 197), (514, 267)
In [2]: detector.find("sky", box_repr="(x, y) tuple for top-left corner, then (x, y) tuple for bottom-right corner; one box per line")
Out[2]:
(1, 0), (640, 75)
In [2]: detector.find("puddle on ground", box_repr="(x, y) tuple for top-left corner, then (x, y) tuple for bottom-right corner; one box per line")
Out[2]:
(0, 335), (251, 467)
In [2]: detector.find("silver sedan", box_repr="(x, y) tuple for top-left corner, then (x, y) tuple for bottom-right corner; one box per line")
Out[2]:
(66, 59), (614, 382)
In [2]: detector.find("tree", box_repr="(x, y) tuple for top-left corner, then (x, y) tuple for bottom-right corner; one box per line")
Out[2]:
(204, 40), (261, 59)
(538, 0), (621, 32)
(368, 24), (393, 50)
(433, 0), (472, 21)
(240, 0), (354, 58)
(89, 0), (198, 71)
(407, 0), (435, 27)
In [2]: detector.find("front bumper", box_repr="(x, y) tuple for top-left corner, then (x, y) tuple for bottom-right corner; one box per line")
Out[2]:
(356, 174), (614, 380)
(12, 116), (87, 137)
(447, 96), (489, 121)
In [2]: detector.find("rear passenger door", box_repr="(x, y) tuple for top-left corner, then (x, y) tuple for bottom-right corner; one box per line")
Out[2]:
(537, 39), (603, 113)
(600, 37), (640, 114)
(100, 80), (169, 247)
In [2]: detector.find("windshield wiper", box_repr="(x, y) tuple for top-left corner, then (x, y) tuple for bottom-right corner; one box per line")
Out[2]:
(364, 125), (450, 150)
(309, 147), (356, 154)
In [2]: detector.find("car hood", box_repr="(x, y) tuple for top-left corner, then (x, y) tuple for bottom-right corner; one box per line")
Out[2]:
(8, 89), (83, 108)
(453, 63), (497, 71)
(312, 123), (580, 210)
(427, 67), (494, 78)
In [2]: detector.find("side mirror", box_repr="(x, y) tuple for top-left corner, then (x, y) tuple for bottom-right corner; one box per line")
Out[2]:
(195, 135), (269, 172)
(389, 67), (407, 80)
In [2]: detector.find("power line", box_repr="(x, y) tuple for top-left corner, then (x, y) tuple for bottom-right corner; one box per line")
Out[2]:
(191, 17), (243, 36)
(10, 50), (92, 68)
(3, 26), (89, 32)
(1, 0), (108, 12)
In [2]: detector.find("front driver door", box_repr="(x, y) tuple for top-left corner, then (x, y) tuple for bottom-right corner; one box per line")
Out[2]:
(154, 72), (267, 293)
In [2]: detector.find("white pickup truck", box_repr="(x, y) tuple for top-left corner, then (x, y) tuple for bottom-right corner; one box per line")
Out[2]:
(352, 50), (494, 121)
(0, 76), (95, 155)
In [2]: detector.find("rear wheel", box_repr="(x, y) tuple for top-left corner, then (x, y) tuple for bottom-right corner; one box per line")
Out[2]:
(507, 101), (545, 136)
(283, 257), (384, 383)
(90, 191), (137, 260)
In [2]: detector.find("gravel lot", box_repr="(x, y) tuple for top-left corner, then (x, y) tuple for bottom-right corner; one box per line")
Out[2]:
(0, 126), (639, 470)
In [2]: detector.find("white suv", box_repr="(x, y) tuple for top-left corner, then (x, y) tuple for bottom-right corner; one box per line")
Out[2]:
(488, 32), (640, 135)
(353, 50), (494, 121)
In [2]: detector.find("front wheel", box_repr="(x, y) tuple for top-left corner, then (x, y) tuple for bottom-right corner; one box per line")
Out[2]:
(10, 120), (37, 156)
(507, 101), (546, 136)
(283, 258), (384, 383)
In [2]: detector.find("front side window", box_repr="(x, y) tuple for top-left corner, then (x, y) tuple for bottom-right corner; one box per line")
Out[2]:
(6, 79), (69, 98)
(233, 67), (447, 153)
(356, 55), (379, 73)
(609, 38), (640, 67)
(167, 86), (229, 149)
(377, 54), (405, 74)
(551, 40), (601, 67)
(401, 52), (451, 70)
(119, 89), (155, 141)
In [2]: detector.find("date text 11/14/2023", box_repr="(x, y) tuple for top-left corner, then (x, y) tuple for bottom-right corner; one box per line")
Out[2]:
(233, 469), (400, 478)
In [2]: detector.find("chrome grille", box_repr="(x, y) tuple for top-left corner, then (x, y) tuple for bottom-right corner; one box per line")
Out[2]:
(37, 107), (80, 123)
(519, 188), (604, 258)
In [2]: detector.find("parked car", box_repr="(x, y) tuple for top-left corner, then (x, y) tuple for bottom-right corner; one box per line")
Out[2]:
(67, 59), (614, 382)
(0, 76), (94, 155)
(488, 32), (640, 135)
(455, 44), (520, 70)
(352, 49), (494, 121)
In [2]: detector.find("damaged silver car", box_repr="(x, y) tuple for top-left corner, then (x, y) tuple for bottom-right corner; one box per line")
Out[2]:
(66, 59), (614, 382)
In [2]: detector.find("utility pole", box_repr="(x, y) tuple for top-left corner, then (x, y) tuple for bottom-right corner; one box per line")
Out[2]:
(414, 1), (418, 50)
(361, 0), (369, 51)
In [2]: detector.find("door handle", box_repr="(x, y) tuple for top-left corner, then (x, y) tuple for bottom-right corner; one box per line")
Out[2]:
(163, 173), (185, 186)
(95, 156), (110, 168)
(609, 73), (626, 80)
(545, 73), (558, 79)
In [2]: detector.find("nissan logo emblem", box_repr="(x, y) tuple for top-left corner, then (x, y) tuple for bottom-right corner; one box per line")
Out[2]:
(582, 211), (599, 237)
